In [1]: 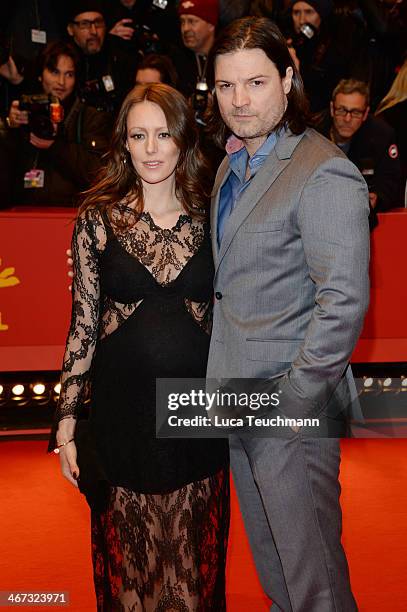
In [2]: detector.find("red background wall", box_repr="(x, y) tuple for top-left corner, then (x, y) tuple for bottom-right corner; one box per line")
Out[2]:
(1, 207), (406, 371)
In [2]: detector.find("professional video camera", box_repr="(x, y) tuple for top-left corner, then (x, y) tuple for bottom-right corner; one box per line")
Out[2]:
(19, 94), (63, 139)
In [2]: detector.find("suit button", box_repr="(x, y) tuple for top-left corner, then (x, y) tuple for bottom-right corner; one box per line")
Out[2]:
(215, 292), (223, 300)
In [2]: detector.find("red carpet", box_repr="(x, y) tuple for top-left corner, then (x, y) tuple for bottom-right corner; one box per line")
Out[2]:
(0, 439), (406, 611)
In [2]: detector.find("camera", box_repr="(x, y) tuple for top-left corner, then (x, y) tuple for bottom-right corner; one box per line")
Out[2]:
(192, 80), (209, 114)
(152, 0), (167, 8)
(293, 23), (317, 47)
(130, 23), (161, 56)
(19, 94), (63, 139)
(79, 75), (116, 112)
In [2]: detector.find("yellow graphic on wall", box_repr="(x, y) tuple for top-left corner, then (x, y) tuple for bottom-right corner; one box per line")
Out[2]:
(0, 257), (20, 331)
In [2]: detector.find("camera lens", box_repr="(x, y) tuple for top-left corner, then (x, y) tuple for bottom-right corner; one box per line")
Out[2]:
(300, 23), (315, 39)
(30, 114), (55, 139)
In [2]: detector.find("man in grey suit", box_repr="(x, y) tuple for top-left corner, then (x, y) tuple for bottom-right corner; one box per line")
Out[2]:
(206, 17), (370, 611)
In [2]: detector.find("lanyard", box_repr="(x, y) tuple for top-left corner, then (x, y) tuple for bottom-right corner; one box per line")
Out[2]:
(34, 0), (41, 30)
(195, 53), (208, 84)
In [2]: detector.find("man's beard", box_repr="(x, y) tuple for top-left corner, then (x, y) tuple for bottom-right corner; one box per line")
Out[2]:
(85, 38), (102, 54)
(225, 98), (287, 140)
(228, 115), (282, 140)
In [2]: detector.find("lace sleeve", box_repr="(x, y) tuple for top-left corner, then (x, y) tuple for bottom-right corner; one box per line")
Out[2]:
(48, 208), (105, 451)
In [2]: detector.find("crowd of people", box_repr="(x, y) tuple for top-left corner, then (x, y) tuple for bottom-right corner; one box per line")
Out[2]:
(0, 0), (405, 210)
(0, 2), (405, 610)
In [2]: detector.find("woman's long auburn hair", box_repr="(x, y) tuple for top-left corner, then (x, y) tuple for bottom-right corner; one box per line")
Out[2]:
(78, 83), (210, 228)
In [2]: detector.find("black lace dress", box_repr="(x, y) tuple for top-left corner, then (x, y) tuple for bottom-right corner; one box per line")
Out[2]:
(52, 206), (230, 611)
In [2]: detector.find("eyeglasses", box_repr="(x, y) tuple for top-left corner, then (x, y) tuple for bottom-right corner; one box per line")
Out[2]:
(333, 106), (366, 119)
(72, 18), (105, 30)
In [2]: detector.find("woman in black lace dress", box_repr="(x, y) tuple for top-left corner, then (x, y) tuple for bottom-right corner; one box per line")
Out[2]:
(50, 83), (230, 610)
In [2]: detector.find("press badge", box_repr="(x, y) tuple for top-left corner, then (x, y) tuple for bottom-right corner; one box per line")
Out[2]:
(24, 169), (45, 188)
(102, 75), (115, 92)
(31, 29), (47, 44)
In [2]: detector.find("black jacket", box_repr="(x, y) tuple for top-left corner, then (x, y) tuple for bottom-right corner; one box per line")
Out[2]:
(73, 36), (136, 114)
(315, 111), (402, 211)
(1, 96), (112, 207)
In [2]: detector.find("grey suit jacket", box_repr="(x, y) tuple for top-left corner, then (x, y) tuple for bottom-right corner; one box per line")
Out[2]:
(206, 128), (370, 420)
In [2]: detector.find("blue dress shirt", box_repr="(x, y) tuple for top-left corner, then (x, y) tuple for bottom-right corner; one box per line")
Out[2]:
(217, 132), (278, 247)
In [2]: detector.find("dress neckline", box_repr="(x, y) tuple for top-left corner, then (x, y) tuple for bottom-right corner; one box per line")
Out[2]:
(140, 211), (191, 232)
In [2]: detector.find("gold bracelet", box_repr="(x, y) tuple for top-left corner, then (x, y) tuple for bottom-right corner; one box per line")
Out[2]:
(53, 437), (74, 454)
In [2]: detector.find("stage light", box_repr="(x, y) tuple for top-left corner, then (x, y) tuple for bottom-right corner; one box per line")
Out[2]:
(33, 383), (46, 395)
(54, 383), (61, 395)
(0, 384), (3, 395)
(401, 377), (407, 388)
(382, 378), (392, 388)
(363, 377), (374, 388)
(12, 384), (25, 396)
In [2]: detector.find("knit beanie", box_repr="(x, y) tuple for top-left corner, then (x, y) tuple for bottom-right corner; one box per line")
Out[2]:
(67, 0), (106, 22)
(290, 0), (333, 20)
(178, 0), (219, 27)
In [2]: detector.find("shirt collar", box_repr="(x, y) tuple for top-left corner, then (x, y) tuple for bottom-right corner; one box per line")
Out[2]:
(226, 132), (278, 182)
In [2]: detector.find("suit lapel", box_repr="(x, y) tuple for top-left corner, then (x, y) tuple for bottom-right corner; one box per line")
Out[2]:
(210, 155), (231, 267)
(214, 130), (306, 274)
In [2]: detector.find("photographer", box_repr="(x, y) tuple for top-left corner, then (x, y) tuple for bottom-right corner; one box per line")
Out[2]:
(106, 0), (181, 51)
(66, 0), (136, 114)
(173, 0), (218, 101)
(286, 0), (369, 112)
(313, 79), (402, 218)
(170, 0), (224, 178)
(1, 41), (112, 208)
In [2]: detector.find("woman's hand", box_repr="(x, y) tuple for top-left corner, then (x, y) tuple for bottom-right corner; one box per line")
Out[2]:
(57, 440), (80, 487)
(56, 418), (79, 487)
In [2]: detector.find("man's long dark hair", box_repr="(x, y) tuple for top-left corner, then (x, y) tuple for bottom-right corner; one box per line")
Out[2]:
(207, 17), (309, 148)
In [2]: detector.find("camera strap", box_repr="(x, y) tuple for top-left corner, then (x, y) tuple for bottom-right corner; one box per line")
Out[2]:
(31, 0), (47, 44)
(195, 53), (208, 87)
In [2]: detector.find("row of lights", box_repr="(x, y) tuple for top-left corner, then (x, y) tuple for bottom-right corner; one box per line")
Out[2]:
(362, 377), (407, 391)
(0, 382), (61, 406)
(3, 379), (407, 393)
(7, 383), (61, 396)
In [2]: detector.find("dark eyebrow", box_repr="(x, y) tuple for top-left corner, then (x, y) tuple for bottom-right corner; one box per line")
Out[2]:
(215, 75), (269, 84)
(128, 126), (168, 131)
(247, 75), (269, 80)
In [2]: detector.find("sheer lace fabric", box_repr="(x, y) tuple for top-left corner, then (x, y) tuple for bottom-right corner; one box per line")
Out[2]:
(54, 207), (212, 426)
(52, 204), (230, 611)
(91, 468), (229, 612)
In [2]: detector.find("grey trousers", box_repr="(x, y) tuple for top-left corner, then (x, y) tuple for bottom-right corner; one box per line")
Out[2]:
(230, 434), (358, 612)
